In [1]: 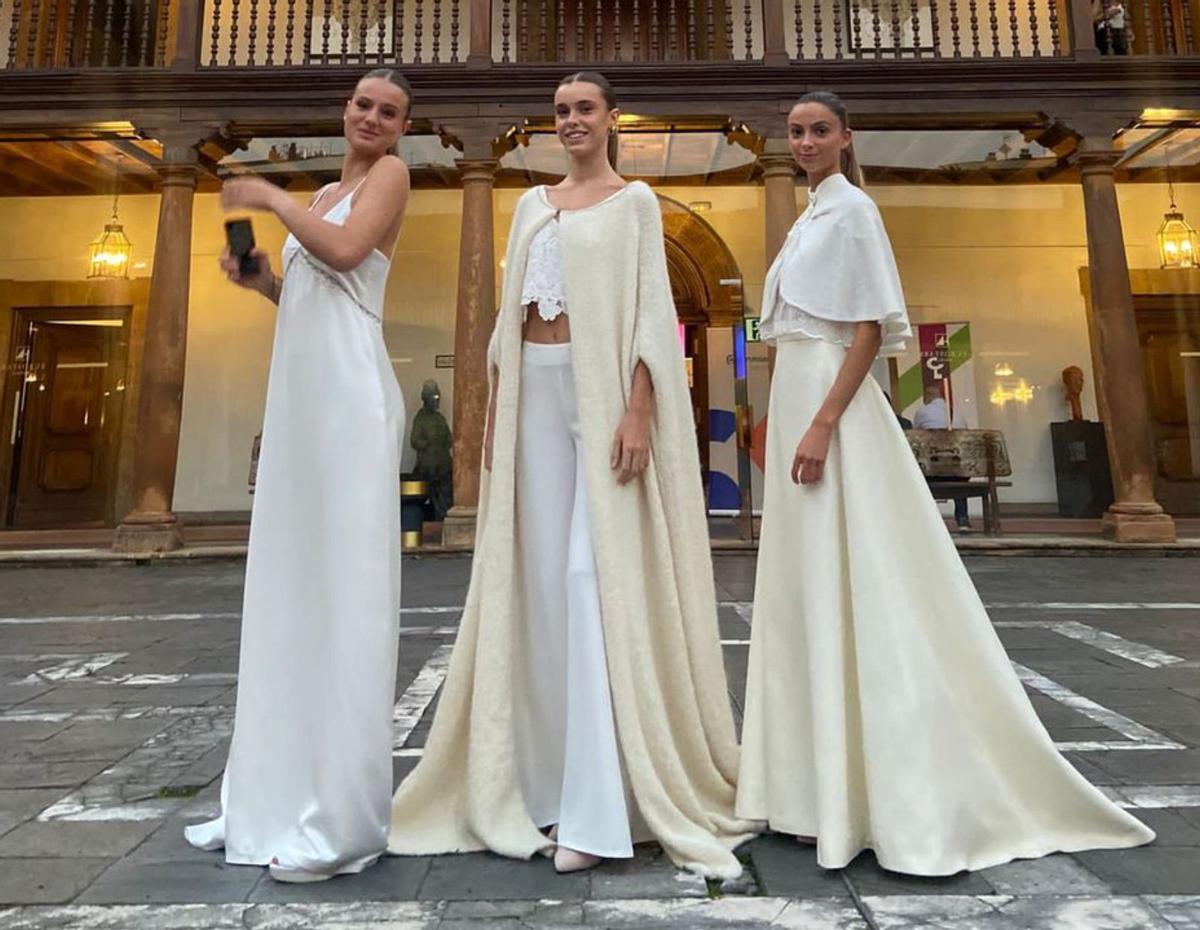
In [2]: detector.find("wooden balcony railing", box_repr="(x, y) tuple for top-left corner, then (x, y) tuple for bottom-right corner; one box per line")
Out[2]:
(0, 0), (1195, 71)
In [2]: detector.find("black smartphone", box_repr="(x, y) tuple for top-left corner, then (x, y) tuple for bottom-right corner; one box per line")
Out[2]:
(224, 218), (260, 276)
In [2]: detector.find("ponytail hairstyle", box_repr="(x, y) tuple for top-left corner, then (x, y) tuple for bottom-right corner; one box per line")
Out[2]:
(557, 70), (620, 168)
(361, 67), (414, 121)
(796, 90), (863, 188)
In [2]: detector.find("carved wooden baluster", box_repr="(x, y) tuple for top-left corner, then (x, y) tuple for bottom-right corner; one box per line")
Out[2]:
(45, 0), (62, 66)
(339, 0), (351, 63)
(613, 0), (622, 59)
(556, 0), (564, 59)
(633, 0), (640, 59)
(47, 0), (64, 65)
(949, 0), (961, 55)
(1044, 0), (1059, 53)
(889, 0), (903, 56)
(1137, 0), (1151, 52)
(814, 0), (824, 56)
(852, 0), (863, 56)
(396, 0), (406, 61)
(103, 0), (116, 64)
(573, 0), (582, 59)
(500, 0), (510, 60)
(453, 0), (461, 60)
(594, 0), (603, 58)
(356, 0), (368, 62)
(121, 0), (136, 65)
(929, 0), (941, 56)
(432, 0), (441, 62)
(27, 0), (42, 67)
(968, 0), (980, 56)
(1007, 0), (1019, 54)
(871, 0), (883, 57)
(911, 0), (921, 56)
(539, 0), (547, 59)
(987, 0), (999, 55)
(705, 0), (714, 56)
(83, 0), (99, 64)
(247, 0), (258, 64)
(376, 0), (387, 61)
(8, 0), (23, 67)
(650, 0), (660, 58)
(228, 0), (242, 64)
(670, 0), (681, 57)
(301, 0), (313, 62)
(743, 0), (752, 58)
(833, 0), (845, 57)
(66, 0), (81, 65)
(723, 0), (732, 58)
(140, 0), (156, 64)
(1159, 0), (1177, 52)
(321, 0), (331, 60)
(686, 0), (697, 57)
(1025, 0), (1039, 54)
(517, 0), (526, 59)
(798, 0), (808, 58)
(1181, 0), (1194, 52)
(285, 0), (295, 62)
(414, 0), (424, 61)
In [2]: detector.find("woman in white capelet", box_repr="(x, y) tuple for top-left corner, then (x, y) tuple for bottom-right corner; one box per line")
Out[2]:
(735, 91), (1154, 876)
(388, 72), (756, 879)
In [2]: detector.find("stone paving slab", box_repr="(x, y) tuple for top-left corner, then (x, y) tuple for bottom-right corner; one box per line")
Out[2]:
(0, 556), (1198, 927)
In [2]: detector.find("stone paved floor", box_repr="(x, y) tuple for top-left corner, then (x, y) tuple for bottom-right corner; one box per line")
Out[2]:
(0, 555), (1198, 929)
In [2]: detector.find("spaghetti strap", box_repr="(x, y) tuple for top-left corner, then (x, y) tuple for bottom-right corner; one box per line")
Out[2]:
(308, 183), (336, 214)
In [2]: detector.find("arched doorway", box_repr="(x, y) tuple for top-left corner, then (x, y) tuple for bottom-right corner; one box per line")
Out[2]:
(656, 195), (745, 510)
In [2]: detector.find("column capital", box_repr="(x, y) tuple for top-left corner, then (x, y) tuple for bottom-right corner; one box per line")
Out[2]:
(456, 157), (500, 184)
(133, 122), (228, 164)
(759, 152), (798, 179)
(440, 121), (509, 161)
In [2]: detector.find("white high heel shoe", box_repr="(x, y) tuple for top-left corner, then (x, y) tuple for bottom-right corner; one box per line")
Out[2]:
(268, 857), (333, 883)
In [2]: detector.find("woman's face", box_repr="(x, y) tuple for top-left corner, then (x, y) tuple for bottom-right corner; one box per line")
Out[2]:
(788, 102), (851, 179)
(344, 77), (411, 156)
(554, 81), (617, 162)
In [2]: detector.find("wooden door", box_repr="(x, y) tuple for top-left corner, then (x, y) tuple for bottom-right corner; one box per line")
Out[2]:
(5, 310), (130, 528)
(1134, 296), (1200, 515)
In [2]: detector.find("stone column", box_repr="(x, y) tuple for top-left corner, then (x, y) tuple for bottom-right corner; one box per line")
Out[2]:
(442, 157), (499, 548)
(1077, 135), (1175, 542)
(761, 142), (797, 380)
(113, 139), (201, 553)
(761, 144), (798, 266)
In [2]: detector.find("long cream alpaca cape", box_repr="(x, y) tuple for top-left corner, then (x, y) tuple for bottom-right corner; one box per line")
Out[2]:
(387, 181), (757, 879)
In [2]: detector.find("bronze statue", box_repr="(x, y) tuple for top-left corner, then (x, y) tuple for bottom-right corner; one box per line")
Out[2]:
(1062, 365), (1085, 422)
(411, 379), (453, 520)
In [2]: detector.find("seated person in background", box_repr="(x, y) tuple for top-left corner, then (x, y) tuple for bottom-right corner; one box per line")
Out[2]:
(912, 384), (971, 533)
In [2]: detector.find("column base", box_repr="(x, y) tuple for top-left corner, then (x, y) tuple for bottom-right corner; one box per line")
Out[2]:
(1101, 509), (1177, 543)
(113, 513), (183, 554)
(441, 506), (478, 550)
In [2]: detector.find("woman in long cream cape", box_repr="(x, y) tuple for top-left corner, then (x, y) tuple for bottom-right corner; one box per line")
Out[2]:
(388, 99), (755, 880)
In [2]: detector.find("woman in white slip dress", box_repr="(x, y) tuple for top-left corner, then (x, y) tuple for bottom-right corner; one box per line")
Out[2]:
(388, 72), (754, 880)
(735, 91), (1155, 876)
(184, 69), (412, 883)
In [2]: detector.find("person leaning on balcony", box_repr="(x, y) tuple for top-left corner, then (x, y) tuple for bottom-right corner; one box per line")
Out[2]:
(735, 89), (1155, 877)
(388, 70), (757, 880)
(1093, 0), (1131, 54)
(183, 68), (413, 884)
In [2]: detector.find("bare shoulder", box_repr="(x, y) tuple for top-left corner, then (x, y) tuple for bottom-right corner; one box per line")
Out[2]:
(368, 154), (411, 188)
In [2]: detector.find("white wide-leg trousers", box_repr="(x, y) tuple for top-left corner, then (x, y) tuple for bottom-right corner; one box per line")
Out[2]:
(513, 340), (633, 859)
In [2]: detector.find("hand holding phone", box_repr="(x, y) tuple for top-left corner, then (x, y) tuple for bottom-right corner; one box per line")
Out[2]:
(225, 218), (261, 277)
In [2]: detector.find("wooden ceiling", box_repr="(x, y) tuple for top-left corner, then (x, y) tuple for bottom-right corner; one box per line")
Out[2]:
(0, 127), (1197, 197)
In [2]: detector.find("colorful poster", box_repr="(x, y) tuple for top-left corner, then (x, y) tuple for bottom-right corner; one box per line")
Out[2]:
(895, 321), (979, 428)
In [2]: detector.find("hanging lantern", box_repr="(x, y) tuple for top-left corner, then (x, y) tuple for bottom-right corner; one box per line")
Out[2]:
(1157, 142), (1197, 270)
(88, 192), (132, 279)
(1158, 200), (1198, 270)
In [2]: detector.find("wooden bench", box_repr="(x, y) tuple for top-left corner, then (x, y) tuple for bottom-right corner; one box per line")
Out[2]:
(905, 429), (1013, 537)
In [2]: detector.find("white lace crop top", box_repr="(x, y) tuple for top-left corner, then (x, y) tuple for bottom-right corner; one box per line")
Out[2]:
(520, 219), (567, 321)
